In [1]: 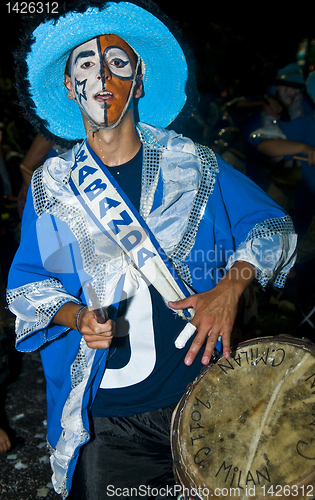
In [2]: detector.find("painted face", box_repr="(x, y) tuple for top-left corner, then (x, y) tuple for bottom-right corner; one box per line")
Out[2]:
(70, 34), (138, 128)
(277, 85), (301, 107)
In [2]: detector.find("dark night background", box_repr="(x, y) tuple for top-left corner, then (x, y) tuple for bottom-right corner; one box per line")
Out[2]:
(2, 2), (315, 108)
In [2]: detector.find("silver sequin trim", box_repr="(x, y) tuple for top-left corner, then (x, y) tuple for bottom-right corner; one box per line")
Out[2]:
(137, 124), (165, 151)
(245, 215), (296, 288)
(140, 145), (162, 220)
(7, 278), (71, 342)
(170, 144), (219, 286)
(245, 215), (295, 240)
(138, 125), (164, 220)
(6, 277), (62, 303)
(70, 338), (87, 390)
(260, 270), (287, 288)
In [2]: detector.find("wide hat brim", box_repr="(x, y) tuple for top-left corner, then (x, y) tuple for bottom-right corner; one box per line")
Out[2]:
(25, 2), (188, 142)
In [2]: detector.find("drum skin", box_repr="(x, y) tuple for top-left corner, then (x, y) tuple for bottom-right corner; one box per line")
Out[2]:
(171, 336), (315, 500)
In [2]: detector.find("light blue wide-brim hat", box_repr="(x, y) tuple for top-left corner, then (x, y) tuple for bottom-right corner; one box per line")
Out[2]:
(18, 1), (189, 143)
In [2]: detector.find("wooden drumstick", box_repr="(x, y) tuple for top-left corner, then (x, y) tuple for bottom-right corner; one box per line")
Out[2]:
(293, 155), (309, 162)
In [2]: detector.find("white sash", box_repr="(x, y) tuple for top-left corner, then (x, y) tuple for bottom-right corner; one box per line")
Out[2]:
(69, 141), (194, 321)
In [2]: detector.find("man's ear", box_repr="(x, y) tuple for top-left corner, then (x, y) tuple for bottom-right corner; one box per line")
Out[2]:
(64, 74), (75, 100)
(133, 74), (143, 99)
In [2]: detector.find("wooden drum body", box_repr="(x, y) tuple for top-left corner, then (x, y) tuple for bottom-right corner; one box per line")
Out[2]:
(171, 336), (315, 500)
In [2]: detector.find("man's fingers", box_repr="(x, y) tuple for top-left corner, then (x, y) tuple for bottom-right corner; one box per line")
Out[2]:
(168, 295), (196, 311)
(222, 333), (231, 359)
(168, 298), (188, 310)
(85, 339), (112, 349)
(200, 337), (216, 365)
(184, 328), (210, 366)
(80, 315), (114, 335)
(93, 319), (115, 335)
(79, 314), (115, 350)
(83, 329), (114, 349)
(184, 325), (229, 366)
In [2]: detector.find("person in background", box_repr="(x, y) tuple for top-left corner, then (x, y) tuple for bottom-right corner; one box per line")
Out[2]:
(248, 70), (315, 233)
(231, 63), (314, 186)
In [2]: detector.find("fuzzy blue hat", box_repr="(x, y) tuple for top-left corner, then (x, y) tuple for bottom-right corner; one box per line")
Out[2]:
(15, 0), (193, 146)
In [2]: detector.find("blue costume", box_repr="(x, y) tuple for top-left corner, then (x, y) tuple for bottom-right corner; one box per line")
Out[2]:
(7, 123), (296, 497)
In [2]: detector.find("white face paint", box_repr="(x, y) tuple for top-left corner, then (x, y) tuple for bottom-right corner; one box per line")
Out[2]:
(69, 35), (137, 128)
(103, 46), (134, 79)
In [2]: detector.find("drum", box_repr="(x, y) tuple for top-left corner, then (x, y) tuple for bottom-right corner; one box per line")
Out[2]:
(171, 336), (315, 500)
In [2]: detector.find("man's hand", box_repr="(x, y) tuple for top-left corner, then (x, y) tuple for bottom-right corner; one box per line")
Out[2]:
(262, 96), (283, 119)
(169, 262), (256, 366)
(53, 302), (115, 349)
(300, 143), (315, 166)
(77, 307), (115, 349)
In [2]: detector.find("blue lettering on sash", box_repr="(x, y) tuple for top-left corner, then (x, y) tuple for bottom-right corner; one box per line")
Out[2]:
(79, 165), (97, 185)
(77, 150), (88, 164)
(120, 230), (143, 251)
(108, 210), (133, 235)
(137, 248), (156, 268)
(73, 151), (89, 171)
(99, 197), (121, 218)
(84, 178), (107, 201)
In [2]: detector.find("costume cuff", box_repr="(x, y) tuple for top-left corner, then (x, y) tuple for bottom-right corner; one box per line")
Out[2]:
(226, 216), (297, 288)
(6, 278), (81, 349)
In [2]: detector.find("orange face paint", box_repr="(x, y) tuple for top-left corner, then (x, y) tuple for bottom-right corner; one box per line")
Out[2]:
(70, 34), (137, 128)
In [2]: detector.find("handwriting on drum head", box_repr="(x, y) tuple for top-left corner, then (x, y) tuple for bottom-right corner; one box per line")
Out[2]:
(176, 341), (315, 497)
(216, 346), (286, 374)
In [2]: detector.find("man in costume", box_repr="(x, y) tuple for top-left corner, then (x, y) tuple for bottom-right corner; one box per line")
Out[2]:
(7, 1), (297, 498)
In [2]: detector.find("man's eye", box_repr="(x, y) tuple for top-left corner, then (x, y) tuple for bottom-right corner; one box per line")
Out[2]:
(81, 61), (94, 69)
(110, 58), (128, 68)
(104, 47), (133, 78)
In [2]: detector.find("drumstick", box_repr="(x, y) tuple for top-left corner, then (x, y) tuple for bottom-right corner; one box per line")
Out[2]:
(87, 283), (108, 324)
(293, 155), (309, 162)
